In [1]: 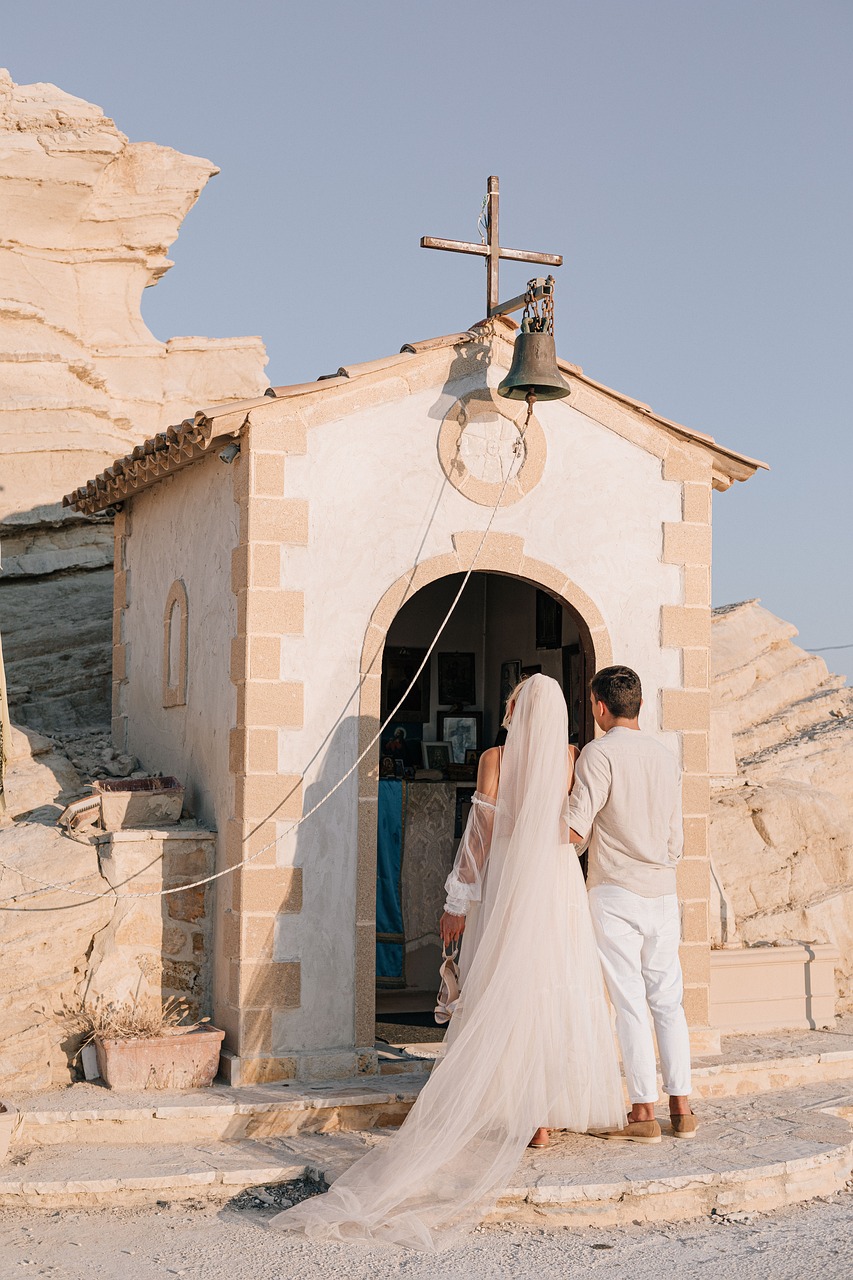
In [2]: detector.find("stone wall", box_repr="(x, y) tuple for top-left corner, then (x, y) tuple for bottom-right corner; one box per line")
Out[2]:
(0, 725), (216, 1089)
(710, 600), (853, 1009)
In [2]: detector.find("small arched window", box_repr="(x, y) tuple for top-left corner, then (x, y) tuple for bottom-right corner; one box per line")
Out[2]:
(162, 579), (188, 707)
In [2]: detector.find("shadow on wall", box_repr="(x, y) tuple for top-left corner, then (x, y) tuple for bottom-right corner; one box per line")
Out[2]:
(238, 714), (366, 1061)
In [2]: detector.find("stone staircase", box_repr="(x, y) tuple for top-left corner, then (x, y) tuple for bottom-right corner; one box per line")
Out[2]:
(3, 1026), (853, 1226)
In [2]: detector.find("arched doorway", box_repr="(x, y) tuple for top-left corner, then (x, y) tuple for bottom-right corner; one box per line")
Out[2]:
(372, 569), (599, 1040)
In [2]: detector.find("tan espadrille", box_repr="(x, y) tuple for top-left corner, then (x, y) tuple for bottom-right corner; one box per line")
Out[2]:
(589, 1118), (662, 1145)
(670, 1112), (698, 1139)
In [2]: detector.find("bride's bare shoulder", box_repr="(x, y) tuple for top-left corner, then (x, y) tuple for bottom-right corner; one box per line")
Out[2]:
(568, 744), (581, 765)
(477, 747), (502, 796)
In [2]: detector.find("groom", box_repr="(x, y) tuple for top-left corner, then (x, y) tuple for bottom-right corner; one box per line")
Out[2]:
(567, 665), (696, 1142)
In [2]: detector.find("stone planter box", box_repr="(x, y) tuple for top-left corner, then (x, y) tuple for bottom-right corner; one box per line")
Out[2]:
(0, 1104), (20, 1163)
(94, 777), (184, 830)
(710, 943), (839, 1033)
(94, 1026), (225, 1090)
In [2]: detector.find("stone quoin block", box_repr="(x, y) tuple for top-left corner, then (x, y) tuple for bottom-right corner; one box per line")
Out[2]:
(250, 543), (283, 590)
(238, 1055), (297, 1085)
(240, 1008), (273, 1056)
(113, 568), (129, 610)
(682, 983), (711, 1027)
(235, 866), (303, 915)
(239, 588), (304, 636)
(238, 959), (301, 1010)
(251, 452), (286, 498)
(679, 943), (711, 986)
(682, 815), (710, 859)
(451, 530), (525, 573)
(242, 914), (276, 960)
(243, 727), (280, 774)
(226, 818), (286, 864)
(661, 605), (711, 650)
(677, 858), (710, 900)
(681, 773), (711, 816)
(219, 909), (240, 962)
(663, 447), (714, 484)
(682, 648), (710, 690)
(240, 680), (303, 728)
(249, 497), (309, 545)
(681, 732), (710, 774)
(247, 635), (282, 682)
(662, 522), (713, 567)
(683, 565), (711, 607)
(229, 727), (246, 775)
(246, 413), (308, 455)
(682, 482), (712, 524)
(681, 899), (710, 945)
(661, 688), (711, 733)
(235, 772), (303, 823)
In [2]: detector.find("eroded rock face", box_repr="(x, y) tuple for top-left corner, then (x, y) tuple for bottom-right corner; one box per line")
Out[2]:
(0, 68), (269, 735)
(0, 68), (267, 518)
(710, 601), (853, 1008)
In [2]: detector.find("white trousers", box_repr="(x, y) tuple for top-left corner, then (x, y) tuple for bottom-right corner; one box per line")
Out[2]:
(589, 884), (692, 1104)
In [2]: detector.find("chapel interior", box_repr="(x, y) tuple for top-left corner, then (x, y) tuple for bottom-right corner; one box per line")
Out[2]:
(375, 572), (589, 1038)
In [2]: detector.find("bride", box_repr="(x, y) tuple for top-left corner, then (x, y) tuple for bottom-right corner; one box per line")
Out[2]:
(270, 673), (625, 1250)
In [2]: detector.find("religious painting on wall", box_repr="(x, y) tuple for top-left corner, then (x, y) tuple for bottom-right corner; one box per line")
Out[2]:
(437, 652), (476, 706)
(536, 590), (563, 650)
(438, 712), (482, 764)
(382, 646), (430, 725)
(421, 742), (452, 771)
(499, 659), (522, 720)
(381, 722), (423, 770)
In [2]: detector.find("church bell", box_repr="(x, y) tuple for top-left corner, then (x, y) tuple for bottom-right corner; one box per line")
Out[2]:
(497, 276), (571, 402)
(497, 325), (572, 402)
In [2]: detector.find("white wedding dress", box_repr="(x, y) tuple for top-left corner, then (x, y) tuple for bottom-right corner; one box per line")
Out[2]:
(270, 674), (625, 1250)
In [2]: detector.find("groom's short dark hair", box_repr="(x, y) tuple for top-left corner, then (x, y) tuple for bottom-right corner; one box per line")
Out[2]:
(590, 666), (642, 718)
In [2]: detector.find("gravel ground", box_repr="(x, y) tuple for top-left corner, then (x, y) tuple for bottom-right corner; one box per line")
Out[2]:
(0, 1183), (852, 1280)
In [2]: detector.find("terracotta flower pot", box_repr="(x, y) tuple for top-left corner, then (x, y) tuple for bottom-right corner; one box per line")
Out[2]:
(94, 1025), (225, 1090)
(0, 1103), (20, 1163)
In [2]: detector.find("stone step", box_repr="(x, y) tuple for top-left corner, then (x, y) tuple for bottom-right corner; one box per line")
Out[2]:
(2, 1081), (852, 1225)
(8, 1036), (853, 1151)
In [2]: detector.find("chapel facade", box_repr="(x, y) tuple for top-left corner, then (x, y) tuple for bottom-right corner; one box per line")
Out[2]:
(65, 316), (764, 1084)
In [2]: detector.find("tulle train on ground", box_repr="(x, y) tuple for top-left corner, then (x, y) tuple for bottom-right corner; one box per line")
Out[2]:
(269, 675), (625, 1250)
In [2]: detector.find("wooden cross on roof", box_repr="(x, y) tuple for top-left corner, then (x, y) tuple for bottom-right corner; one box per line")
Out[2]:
(421, 175), (563, 318)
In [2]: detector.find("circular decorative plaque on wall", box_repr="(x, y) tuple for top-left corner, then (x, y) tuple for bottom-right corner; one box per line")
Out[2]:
(437, 389), (547, 506)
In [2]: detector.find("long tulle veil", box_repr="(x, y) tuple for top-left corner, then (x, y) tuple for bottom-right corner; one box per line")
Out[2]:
(270, 674), (624, 1250)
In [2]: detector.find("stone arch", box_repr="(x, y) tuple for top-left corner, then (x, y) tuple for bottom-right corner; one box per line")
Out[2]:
(162, 578), (189, 708)
(352, 533), (613, 1045)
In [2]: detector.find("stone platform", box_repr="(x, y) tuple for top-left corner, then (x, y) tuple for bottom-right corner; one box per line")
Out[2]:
(3, 1025), (853, 1224)
(1, 1081), (851, 1224)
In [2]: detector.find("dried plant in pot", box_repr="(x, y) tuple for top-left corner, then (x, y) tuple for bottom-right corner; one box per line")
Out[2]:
(64, 995), (225, 1091)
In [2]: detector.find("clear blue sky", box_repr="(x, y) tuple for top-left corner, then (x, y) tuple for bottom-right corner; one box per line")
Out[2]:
(6, 1), (852, 679)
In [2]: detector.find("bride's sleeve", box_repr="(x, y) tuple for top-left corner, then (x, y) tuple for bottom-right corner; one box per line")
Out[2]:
(443, 793), (496, 916)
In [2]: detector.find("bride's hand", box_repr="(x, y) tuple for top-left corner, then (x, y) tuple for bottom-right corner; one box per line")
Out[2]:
(440, 911), (465, 945)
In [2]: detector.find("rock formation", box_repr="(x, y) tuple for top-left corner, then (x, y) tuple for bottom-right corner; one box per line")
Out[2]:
(0, 69), (268, 732)
(710, 601), (853, 1008)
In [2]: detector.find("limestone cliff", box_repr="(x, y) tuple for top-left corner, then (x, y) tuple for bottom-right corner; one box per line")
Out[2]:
(710, 601), (853, 1008)
(0, 68), (267, 517)
(0, 69), (268, 731)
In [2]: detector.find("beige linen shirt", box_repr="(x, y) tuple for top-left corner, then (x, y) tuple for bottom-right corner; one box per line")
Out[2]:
(567, 727), (683, 897)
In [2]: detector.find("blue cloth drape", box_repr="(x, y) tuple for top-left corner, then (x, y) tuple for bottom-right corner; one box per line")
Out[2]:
(376, 779), (407, 985)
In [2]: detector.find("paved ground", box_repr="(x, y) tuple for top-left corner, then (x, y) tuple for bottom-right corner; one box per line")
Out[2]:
(1, 1185), (852, 1279)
